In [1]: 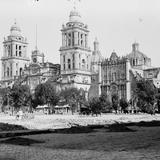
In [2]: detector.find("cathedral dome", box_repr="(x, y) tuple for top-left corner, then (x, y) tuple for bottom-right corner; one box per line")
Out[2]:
(126, 43), (151, 67)
(127, 43), (149, 60)
(10, 21), (21, 36)
(69, 9), (81, 22)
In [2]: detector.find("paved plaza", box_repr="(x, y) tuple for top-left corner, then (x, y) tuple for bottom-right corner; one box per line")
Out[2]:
(1, 113), (160, 130)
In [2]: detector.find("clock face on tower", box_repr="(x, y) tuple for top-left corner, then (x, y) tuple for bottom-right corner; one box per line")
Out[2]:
(33, 57), (37, 63)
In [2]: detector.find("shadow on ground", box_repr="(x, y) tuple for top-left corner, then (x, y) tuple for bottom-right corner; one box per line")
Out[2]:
(0, 137), (44, 146)
(107, 123), (136, 132)
(0, 157), (15, 160)
(126, 120), (160, 127)
(0, 123), (27, 132)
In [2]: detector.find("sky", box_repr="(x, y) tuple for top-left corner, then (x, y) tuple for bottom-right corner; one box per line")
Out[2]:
(0, 0), (160, 71)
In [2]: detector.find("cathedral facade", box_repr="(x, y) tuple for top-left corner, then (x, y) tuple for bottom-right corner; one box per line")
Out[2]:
(100, 42), (160, 102)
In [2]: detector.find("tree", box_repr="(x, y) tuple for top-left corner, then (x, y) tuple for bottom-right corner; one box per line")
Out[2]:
(112, 94), (119, 113)
(119, 98), (128, 113)
(7, 84), (32, 113)
(34, 82), (59, 107)
(99, 92), (112, 113)
(155, 88), (160, 113)
(135, 79), (157, 113)
(60, 87), (84, 114)
(89, 97), (102, 116)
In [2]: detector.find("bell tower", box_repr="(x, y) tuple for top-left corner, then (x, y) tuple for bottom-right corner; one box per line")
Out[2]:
(60, 1), (92, 91)
(1, 21), (29, 86)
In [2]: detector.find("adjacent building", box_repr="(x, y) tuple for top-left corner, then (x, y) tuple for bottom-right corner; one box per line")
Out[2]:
(100, 42), (160, 102)
(23, 48), (60, 92)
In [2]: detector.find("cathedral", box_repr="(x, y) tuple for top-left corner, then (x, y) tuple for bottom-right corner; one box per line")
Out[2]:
(1, 5), (160, 103)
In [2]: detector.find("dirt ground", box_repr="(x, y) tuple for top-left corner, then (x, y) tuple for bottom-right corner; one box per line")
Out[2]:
(1, 124), (160, 159)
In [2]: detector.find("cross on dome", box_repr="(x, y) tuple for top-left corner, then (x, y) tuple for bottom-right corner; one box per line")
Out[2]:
(68, 0), (81, 10)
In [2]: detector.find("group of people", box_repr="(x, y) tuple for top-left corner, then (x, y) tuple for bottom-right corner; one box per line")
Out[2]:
(16, 109), (24, 120)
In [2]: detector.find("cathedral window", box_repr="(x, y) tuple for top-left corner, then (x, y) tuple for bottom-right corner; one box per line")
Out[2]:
(78, 32), (80, 45)
(72, 54), (75, 69)
(7, 67), (9, 77)
(81, 40), (83, 46)
(19, 46), (22, 57)
(19, 68), (23, 77)
(136, 59), (138, 65)
(72, 54), (75, 61)
(8, 45), (10, 57)
(10, 64), (12, 77)
(19, 51), (22, 57)
(82, 59), (85, 69)
(68, 59), (71, 69)
(63, 55), (65, 62)
(68, 33), (71, 46)
(72, 32), (74, 46)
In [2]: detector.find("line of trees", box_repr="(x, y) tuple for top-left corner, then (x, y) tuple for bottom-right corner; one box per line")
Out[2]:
(1, 78), (160, 115)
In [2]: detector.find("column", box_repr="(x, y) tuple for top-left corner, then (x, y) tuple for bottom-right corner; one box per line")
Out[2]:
(64, 33), (67, 46)
(85, 34), (88, 48)
(66, 33), (68, 47)
(74, 31), (78, 46)
(98, 62), (102, 96)
(126, 59), (131, 101)
(1, 62), (4, 79)
(83, 34), (85, 47)
(62, 33), (65, 47)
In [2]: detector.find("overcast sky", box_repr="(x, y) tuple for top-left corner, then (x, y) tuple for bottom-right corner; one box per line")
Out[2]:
(0, 0), (160, 69)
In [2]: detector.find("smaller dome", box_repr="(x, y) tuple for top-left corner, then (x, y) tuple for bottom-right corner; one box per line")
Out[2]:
(69, 9), (81, 22)
(32, 48), (41, 56)
(91, 52), (102, 63)
(10, 21), (21, 36)
(10, 22), (21, 32)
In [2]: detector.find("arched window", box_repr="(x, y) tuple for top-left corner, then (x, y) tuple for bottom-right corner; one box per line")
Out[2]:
(82, 59), (85, 69)
(68, 59), (71, 69)
(7, 67), (9, 77)
(68, 33), (71, 46)
(133, 59), (135, 66)
(19, 68), (23, 76)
